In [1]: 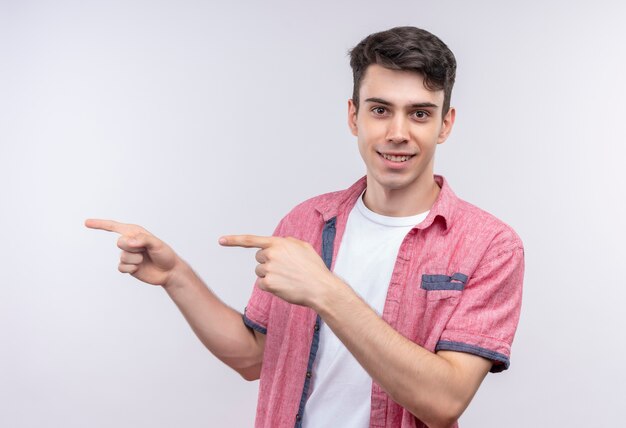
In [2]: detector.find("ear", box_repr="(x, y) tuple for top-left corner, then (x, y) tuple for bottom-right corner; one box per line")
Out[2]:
(437, 107), (456, 145)
(347, 99), (358, 136)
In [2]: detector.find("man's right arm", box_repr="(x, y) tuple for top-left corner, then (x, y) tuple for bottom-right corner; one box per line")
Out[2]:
(84, 219), (265, 380)
(162, 262), (265, 380)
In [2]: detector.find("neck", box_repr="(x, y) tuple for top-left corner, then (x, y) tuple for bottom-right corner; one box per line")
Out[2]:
(362, 174), (441, 217)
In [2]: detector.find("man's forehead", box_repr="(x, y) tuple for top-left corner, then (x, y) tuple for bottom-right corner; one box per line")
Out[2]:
(359, 64), (444, 105)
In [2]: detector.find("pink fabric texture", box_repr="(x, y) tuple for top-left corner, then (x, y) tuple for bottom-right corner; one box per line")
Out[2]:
(243, 175), (524, 428)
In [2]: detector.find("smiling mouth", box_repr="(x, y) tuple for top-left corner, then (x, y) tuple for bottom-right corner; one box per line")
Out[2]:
(378, 152), (415, 163)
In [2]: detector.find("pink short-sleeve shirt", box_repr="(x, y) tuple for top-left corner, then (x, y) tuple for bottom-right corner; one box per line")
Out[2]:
(243, 175), (524, 428)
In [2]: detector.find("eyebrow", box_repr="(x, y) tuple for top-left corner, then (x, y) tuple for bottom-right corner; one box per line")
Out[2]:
(364, 97), (439, 109)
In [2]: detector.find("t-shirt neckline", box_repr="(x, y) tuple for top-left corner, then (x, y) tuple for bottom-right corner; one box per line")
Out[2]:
(356, 189), (429, 227)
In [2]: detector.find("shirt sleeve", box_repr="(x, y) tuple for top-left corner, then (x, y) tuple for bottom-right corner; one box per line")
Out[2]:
(241, 217), (287, 335)
(435, 244), (525, 372)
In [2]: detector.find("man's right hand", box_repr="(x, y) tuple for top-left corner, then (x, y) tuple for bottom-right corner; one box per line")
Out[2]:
(85, 219), (183, 287)
(85, 218), (266, 380)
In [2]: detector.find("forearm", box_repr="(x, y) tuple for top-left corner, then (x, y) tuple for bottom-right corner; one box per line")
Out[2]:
(163, 262), (264, 379)
(314, 278), (486, 427)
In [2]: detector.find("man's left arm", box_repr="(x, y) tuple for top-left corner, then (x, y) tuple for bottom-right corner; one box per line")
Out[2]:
(314, 280), (492, 428)
(220, 234), (523, 428)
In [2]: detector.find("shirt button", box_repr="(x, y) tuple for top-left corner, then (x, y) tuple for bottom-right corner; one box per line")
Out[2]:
(314, 323), (320, 331)
(306, 371), (312, 378)
(296, 414), (302, 421)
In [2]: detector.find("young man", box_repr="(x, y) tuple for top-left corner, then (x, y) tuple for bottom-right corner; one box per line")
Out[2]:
(86, 27), (524, 428)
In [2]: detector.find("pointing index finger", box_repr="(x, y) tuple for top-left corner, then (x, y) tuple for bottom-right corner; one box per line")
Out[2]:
(219, 235), (274, 249)
(84, 219), (135, 235)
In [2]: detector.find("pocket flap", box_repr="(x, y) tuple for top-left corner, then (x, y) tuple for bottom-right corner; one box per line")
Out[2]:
(421, 272), (468, 291)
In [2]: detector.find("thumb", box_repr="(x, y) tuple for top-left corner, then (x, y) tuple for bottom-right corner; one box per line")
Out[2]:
(129, 232), (160, 250)
(130, 232), (177, 270)
(118, 232), (160, 253)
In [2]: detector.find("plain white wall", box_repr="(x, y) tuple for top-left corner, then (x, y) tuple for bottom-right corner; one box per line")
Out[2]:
(1, 0), (625, 426)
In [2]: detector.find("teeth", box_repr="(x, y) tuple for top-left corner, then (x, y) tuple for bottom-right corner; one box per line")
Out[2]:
(381, 153), (411, 162)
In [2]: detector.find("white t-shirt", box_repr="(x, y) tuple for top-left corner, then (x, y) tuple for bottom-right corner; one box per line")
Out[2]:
(302, 190), (429, 428)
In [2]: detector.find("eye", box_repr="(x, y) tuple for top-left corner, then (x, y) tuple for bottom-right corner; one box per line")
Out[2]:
(371, 106), (388, 116)
(412, 110), (430, 120)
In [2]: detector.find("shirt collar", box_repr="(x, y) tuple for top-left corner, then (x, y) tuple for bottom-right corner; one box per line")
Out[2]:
(314, 175), (457, 231)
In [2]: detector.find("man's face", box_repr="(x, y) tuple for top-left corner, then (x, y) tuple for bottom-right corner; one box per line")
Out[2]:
(348, 64), (455, 195)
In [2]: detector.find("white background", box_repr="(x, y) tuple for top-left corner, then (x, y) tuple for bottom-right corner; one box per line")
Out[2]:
(1, 0), (625, 426)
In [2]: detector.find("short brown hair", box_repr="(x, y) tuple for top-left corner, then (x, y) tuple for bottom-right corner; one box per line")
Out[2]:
(349, 26), (457, 117)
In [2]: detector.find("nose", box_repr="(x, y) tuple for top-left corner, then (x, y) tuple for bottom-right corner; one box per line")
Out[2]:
(385, 115), (409, 144)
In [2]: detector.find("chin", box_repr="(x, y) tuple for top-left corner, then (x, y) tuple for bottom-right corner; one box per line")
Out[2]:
(375, 176), (416, 191)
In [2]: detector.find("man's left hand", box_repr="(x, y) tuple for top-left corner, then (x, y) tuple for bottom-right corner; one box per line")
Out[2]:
(219, 235), (339, 308)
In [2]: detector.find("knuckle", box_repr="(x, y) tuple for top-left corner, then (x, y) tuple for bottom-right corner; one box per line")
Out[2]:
(255, 264), (269, 277)
(120, 251), (142, 264)
(259, 276), (272, 291)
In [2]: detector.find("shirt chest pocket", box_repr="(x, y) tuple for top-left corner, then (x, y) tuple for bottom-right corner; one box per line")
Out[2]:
(421, 273), (468, 301)
(411, 273), (468, 350)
